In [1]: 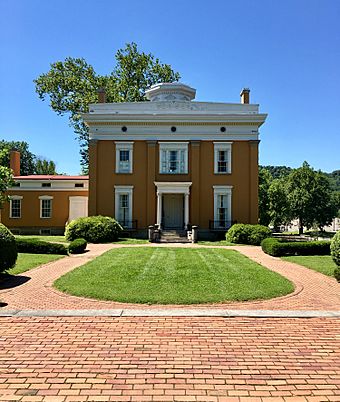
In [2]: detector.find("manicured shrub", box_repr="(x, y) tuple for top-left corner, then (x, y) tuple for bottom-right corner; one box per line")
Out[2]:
(68, 238), (87, 254)
(65, 216), (122, 243)
(16, 238), (68, 255)
(330, 231), (340, 267)
(261, 237), (331, 257)
(0, 224), (17, 273)
(226, 224), (271, 245)
(331, 231), (340, 282)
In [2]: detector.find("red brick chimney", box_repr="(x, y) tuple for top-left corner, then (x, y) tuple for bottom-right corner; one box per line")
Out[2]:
(97, 88), (106, 103)
(240, 88), (250, 104)
(10, 150), (20, 176)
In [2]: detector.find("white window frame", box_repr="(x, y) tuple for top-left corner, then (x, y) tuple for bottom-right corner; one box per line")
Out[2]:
(214, 142), (232, 174)
(39, 195), (53, 219)
(114, 186), (133, 228)
(115, 142), (134, 174)
(9, 195), (23, 219)
(159, 142), (189, 174)
(213, 186), (232, 227)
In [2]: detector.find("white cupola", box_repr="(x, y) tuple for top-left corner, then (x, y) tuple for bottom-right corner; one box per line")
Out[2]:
(145, 82), (196, 102)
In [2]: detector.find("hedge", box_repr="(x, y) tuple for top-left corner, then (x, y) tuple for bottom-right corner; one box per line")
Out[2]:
(0, 224), (18, 273)
(226, 223), (272, 245)
(261, 237), (331, 257)
(330, 231), (340, 281)
(68, 238), (87, 254)
(16, 238), (68, 255)
(65, 216), (122, 243)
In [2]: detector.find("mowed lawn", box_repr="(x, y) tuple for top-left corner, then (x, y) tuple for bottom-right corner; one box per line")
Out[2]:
(55, 247), (294, 304)
(8, 253), (64, 275)
(282, 255), (337, 278)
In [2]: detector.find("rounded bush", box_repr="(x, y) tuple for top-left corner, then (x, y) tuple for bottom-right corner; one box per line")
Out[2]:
(0, 223), (18, 273)
(65, 216), (122, 243)
(68, 238), (87, 254)
(330, 230), (340, 267)
(226, 224), (271, 245)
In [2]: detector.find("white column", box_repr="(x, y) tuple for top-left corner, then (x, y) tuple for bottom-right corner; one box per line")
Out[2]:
(184, 193), (189, 229)
(157, 191), (162, 228)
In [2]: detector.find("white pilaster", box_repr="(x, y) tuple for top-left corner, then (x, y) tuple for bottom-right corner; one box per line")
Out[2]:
(156, 191), (162, 228)
(184, 193), (189, 229)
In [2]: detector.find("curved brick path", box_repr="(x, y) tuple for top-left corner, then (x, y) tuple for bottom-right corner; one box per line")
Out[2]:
(0, 243), (339, 311)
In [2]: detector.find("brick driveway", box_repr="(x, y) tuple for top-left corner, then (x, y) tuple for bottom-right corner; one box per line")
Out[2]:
(0, 243), (339, 311)
(1, 316), (339, 402)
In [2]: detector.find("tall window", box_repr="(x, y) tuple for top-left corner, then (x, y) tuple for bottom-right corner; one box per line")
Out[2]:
(213, 186), (232, 229)
(114, 186), (133, 228)
(39, 196), (53, 218)
(159, 142), (188, 174)
(115, 142), (133, 173)
(214, 142), (232, 174)
(10, 197), (22, 218)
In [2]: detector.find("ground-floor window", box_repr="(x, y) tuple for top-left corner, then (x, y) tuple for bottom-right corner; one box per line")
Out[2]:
(39, 196), (53, 218)
(114, 186), (133, 228)
(213, 186), (232, 229)
(10, 196), (22, 218)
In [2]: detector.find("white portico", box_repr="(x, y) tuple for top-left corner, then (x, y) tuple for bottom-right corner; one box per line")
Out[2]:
(155, 182), (191, 229)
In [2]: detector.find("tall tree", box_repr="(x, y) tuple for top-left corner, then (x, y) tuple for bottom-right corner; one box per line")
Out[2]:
(34, 42), (181, 172)
(258, 167), (272, 226)
(268, 178), (291, 230)
(0, 149), (14, 213)
(286, 162), (335, 234)
(35, 159), (57, 175)
(0, 140), (36, 175)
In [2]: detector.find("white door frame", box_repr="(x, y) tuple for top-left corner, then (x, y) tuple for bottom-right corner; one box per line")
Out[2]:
(154, 182), (191, 229)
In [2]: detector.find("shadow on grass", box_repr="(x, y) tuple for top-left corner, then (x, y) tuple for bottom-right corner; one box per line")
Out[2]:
(0, 274), (30, 290)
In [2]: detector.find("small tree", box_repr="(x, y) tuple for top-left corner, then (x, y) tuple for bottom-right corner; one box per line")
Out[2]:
(0, 149), (14, 220)
(286, 162), (335, 234)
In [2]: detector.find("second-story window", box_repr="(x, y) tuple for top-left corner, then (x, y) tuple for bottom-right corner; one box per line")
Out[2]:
(115, 142), (133, 174)
(214, 142), (232, 174)
(159, 142), (188, 174)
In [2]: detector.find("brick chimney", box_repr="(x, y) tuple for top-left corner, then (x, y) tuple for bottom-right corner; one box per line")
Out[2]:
(97, 88), (106, 103)
(10, 150), (20, 176)
(240, 88), (250, 104)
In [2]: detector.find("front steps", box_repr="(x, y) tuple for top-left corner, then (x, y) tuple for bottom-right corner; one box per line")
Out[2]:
(159, 230), (190, 243)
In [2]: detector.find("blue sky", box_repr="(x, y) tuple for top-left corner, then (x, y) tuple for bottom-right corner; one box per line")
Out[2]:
(0, 0), (339, 174)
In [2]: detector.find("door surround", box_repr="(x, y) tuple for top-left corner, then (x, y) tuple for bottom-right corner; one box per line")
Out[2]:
(154, 182), (192, 229)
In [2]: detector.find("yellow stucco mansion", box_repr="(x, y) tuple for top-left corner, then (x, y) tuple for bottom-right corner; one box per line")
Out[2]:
(85, 82), (267, 238)
(3, 82), (267, 239)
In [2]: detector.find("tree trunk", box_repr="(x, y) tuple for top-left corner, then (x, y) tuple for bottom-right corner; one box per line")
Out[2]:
(298, 218), (303, 235)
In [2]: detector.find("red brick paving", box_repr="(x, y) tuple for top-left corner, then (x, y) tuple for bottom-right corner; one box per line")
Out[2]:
(0, 317), (339, 401)
(0, 243), (339, 311)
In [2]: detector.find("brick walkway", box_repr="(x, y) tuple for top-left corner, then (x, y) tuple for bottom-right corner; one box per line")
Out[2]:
(0, 243), (339, 311)
(0, 316), (339, 401)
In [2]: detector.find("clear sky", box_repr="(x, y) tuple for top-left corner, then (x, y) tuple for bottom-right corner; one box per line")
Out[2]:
(0, 0), (339, 174)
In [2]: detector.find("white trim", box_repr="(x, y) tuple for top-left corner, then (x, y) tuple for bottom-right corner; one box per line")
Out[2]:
(213, 186), (232, 225)
(214, 142), (232, 174)
(114, 186), (133, 228)
(38, 195), (54, 200)
(115, 142), (134, 173)
(8, 188), (88, 192)
(9, 197), (22, 219)
(159, 142), (188, 174)
(154, 182), (192, 195)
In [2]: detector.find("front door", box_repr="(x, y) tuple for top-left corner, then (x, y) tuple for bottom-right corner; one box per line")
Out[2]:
(163, 194), (184, 229)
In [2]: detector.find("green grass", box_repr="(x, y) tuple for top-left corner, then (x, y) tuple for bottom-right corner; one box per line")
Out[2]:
(55, 247), (294, 304)
(198, 240), (235, 246)
(282, 255), (337, 278)
(8, 253), (64, 275)
(15, 235), (68, 243)
(112, 238), (149, 244)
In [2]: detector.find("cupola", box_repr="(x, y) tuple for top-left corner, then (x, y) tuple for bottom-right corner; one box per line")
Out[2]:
(145, 82), (196, 102)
